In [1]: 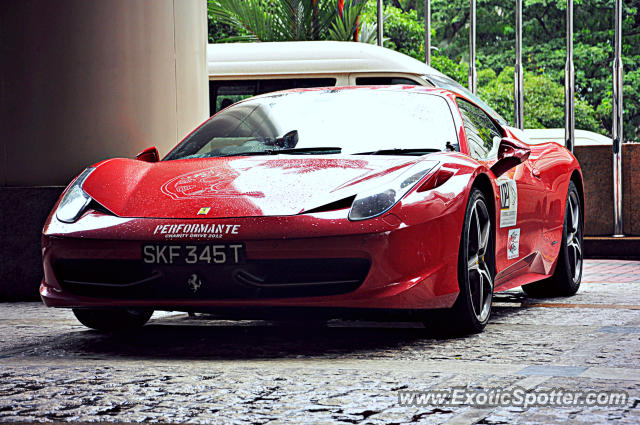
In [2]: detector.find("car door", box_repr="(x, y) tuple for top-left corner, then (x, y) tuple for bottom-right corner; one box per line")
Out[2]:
(455, 97), (544, 272)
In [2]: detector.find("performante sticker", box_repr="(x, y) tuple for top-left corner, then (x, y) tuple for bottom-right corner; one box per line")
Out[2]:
(507, 228), (520, 259)
(498, 179), (518, 228)
(153, 223), (240, 239)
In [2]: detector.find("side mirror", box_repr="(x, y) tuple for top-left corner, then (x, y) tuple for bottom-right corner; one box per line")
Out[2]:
(135, 146), (159, 163)
(490, 137), (531, 177)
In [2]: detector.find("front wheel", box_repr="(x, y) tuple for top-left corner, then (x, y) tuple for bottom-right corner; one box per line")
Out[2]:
(437, 188), (495, 335)
(72, 308), (154, 331)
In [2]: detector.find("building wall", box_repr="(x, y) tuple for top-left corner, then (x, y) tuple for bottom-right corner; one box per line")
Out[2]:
(0, 0), (208, 299)
(574, 144), (640, 236)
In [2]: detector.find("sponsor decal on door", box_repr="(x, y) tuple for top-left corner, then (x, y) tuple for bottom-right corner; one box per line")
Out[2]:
(507, 228), (520, 259)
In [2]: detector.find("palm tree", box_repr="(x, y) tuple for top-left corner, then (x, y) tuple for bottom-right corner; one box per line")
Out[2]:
(209, 0), (367, 42)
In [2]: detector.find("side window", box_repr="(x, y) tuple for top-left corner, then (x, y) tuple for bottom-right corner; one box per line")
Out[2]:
(210, 78), (337, 115)
(456, 98), (503, 160)
(210, 82), (255, 115)
(355, 76), (421, 86)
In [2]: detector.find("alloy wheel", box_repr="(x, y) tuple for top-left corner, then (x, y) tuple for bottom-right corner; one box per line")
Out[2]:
(566, 191), (583, 283)
(466, 198), (493, 323)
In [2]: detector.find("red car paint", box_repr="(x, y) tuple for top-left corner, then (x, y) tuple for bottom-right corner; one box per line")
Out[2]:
(80, 156), (422, 219)
(40, 86), (582, 314)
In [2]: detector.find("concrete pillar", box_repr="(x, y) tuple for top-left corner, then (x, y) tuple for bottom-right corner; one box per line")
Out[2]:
(0, 0), (208, 299)
(0, 0), (208, 187)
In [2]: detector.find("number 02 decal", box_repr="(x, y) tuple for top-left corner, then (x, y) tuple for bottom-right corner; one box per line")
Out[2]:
(498, 179), (518, 228)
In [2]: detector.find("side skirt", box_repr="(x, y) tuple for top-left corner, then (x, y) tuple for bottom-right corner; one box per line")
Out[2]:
(494, 251), (550, 292)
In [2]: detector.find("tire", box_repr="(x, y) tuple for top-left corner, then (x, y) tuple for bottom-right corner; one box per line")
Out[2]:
(438, 187), (495, 335)
(522, 180), (583, 297)
(72, 308), (154, 331)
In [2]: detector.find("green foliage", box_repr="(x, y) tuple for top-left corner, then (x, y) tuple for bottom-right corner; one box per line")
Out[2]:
(426, 0), (640, 140)
(428, 53), (602, 133)
(361, 2), (425, 59)
(357, 18), (379, 43)
(207, 15), (239, 43)
(209, 0), (366, 42)
(480, 67), (601, 132)
(430, 51), (468, 85)
(328, 2), (368, 41)
(209, 0), (640, 140)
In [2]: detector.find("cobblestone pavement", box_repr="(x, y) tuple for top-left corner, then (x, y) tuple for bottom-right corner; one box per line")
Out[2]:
(0, 260), (639, 424)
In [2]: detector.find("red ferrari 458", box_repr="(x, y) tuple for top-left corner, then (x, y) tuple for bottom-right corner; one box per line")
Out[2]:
(41, 86), (584, 334)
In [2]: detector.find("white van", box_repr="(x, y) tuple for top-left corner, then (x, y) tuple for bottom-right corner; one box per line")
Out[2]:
(523, 128), (611, 146)
(207, 41), (507, 125)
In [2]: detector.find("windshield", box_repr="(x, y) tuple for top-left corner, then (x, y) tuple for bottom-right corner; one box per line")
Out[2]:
(424, 74), (508, 126)
(164, 88), (459, 160)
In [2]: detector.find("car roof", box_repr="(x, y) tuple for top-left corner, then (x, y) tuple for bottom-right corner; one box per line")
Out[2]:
(207, 41), (447, 78)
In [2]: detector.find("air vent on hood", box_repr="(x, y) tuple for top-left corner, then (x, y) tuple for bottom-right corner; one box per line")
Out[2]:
(303, 195), (356, 214)
(88, 200), (116, 216)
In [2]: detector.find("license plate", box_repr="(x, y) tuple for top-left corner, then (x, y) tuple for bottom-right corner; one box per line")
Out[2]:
(142, 244), (245, 265)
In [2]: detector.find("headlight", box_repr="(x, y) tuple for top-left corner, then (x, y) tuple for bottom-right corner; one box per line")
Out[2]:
(56, 168), (95, 223)
(348, 161), (438, 221)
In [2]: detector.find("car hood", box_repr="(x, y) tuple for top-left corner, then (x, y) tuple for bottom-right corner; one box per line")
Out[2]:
(82, 155), (428, 218)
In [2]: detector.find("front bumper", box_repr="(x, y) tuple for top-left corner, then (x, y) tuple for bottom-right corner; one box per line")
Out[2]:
(41, 208), (461, 312)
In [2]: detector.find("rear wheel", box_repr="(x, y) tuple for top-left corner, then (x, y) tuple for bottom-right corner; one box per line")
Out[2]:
(435, 188), (495, 335)
(72, 308), (153, 331)
(522, 181), (583, 297)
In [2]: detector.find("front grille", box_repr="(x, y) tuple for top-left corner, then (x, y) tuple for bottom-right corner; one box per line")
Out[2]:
(54, 258), (370, 300)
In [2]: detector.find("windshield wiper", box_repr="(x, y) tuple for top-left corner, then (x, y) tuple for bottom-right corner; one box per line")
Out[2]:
(354, 148), (442, 156)
(266, 147), (342, 155)
(214, 151), (275, 158)
(209, 147), (341, 158)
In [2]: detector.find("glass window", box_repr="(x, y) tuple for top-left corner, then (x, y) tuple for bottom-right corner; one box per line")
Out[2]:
(456, 98), (503, 160)
(166, 89), (459, 160)
(425, 73), (508, 126)
(355, 76), (422, 86)
(209, 78), (337, 114)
